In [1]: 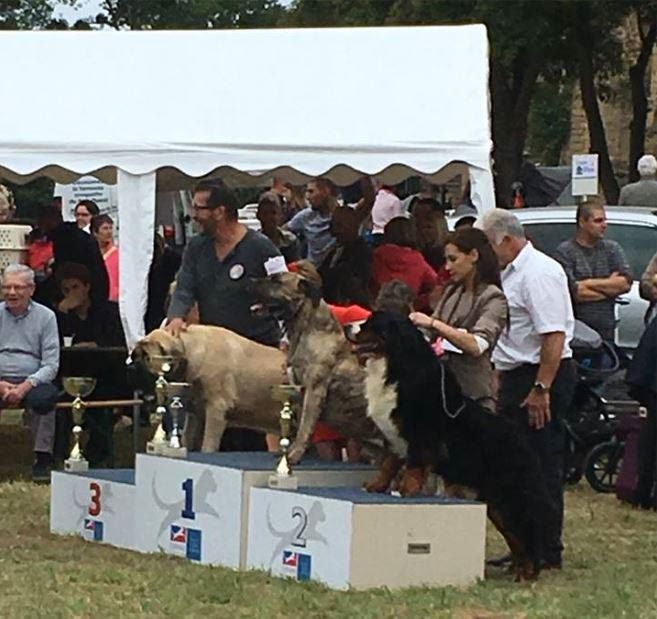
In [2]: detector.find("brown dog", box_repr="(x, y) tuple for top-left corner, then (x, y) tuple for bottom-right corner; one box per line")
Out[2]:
(132, 325), (287, 452)
(250, 270), (383, 464)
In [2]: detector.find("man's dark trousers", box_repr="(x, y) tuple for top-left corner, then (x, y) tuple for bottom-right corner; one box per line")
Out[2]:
(498, 359), (577, 565)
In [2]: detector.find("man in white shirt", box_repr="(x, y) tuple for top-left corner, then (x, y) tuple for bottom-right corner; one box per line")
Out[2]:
(477, 209), (577, 570)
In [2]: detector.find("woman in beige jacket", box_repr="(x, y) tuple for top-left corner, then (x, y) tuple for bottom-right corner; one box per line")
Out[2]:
(410, 227), (507, 411)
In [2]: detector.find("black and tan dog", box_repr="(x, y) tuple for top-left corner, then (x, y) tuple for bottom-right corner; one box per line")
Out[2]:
(251, 270), (383, 466)
(354, 311), (553, 581)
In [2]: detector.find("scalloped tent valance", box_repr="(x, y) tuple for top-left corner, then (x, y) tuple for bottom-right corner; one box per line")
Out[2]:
(0, 26), (493, 346)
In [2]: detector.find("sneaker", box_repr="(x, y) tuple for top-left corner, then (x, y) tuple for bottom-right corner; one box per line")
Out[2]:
(32, 452), (53, 483)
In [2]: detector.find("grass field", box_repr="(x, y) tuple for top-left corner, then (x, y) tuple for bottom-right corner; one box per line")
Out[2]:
(1, 421), (656, 618)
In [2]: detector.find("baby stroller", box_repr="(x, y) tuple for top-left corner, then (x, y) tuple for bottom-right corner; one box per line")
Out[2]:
(564, 321), (638, 490)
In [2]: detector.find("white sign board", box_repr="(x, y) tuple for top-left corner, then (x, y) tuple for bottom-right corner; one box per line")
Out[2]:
(54, 176), (118, 225)
(572, 154), (599, 197)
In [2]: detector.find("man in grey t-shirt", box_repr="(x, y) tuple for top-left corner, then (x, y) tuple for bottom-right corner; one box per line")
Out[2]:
(166, 180), (282, 451)
(555, 201), (632, 342)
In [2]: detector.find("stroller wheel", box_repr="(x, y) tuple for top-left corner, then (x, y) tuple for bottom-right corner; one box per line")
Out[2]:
(584, 442), (624, 493)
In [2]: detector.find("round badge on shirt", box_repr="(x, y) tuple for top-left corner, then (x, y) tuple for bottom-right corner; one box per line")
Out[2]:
(229, 264), (245, 280)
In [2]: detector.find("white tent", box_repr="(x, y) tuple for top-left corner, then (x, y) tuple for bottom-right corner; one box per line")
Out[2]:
(0, 25), (493, 347)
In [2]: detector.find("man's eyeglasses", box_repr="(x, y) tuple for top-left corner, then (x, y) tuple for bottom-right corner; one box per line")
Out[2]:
(1, 284), (32, 292)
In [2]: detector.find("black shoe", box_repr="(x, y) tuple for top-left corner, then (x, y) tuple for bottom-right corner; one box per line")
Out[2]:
(541, 557), (563, 570)
(32, 452), (53, 483)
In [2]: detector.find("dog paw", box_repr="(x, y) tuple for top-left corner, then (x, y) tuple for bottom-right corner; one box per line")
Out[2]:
(363, 475), (392, 493)
(398, 467), (425, 497)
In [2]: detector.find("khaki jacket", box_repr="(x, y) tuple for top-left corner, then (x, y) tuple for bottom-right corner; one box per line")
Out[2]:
(432, 282), (508, 410)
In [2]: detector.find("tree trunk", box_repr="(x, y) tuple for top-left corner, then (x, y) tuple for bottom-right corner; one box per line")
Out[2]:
(628, 13), (657, 182)
(489, 58), (540, 208)
(574, 11), (620, 204)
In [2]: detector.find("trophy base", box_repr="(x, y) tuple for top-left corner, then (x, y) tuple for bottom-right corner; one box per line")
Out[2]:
(161, 445), (188, 459)
(64, 458), (89, 472)
(146, 441), (166, 456)
(268, 473), (298, 490)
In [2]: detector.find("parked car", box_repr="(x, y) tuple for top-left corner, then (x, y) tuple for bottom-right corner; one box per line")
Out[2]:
(450, 206), (657, 350)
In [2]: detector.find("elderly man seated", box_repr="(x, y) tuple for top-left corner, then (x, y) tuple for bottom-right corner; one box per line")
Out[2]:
(0, 264), (60, 482)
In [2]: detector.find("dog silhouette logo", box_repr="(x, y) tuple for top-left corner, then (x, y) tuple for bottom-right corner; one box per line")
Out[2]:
(266, 500), (327, 569)
(152, 469), (219, 542)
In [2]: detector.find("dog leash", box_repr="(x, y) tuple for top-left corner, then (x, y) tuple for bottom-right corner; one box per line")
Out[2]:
(440, 363), (465, 419)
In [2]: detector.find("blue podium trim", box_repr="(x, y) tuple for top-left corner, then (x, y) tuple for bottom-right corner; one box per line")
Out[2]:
(285, 486), (481, 505)
(181, 451), (376, 472)
(73, 469), (135, 485)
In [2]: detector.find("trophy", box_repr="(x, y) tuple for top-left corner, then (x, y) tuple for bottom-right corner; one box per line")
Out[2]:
(268, 384), (302, 490)
(63, 376), (97, 472)
(160, 382), (189, 459)
(144, 355), (173, 455)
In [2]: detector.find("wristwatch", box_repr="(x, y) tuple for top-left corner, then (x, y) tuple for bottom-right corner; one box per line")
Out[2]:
(532, 381), (549, 394)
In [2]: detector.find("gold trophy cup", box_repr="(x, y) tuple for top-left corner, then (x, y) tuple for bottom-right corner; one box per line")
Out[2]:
(144, 354), (173, 456)
(268, 384), (302, 490)
(63, 376), (97, 472)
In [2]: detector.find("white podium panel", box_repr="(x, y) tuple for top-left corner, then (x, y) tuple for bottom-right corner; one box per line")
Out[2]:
(50, 469), (136, 550)
(134, 452), (375, 568)
(247, 486), (486, 590)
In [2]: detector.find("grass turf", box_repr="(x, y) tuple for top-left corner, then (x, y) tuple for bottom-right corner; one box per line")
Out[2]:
(1, 423), (656, 618)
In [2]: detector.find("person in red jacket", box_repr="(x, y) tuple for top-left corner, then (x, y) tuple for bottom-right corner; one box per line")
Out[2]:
(371, 216), (447, 312)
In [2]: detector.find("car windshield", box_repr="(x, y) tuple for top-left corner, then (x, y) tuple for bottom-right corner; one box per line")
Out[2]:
(523, 222), (657, 279)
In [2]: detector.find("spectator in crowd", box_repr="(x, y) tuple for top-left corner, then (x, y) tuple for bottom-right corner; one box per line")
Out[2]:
(280, 182), (307, 223)
(256, 191), (300, 263)
(555, 200), (632, 344)
(55, 262), (125, 468)
(370, 182), (403, 246)
(454, 215), (477, 230)
(166, 179), (282, 451)
(285, 177), (339, 267)
(626, 315), (657, 510)
(92, 214), (119, 302)
(144, 234), (182, 333)
(37, 204), (109, 308)
(74, 199), (100, 233)
(0, 264), (59, 481)
(371, 217), (439, 312)
(411, 197), (449, 272)
(410, 228), (507, 412)
(56, 262), (125, 348)
(618, 154), (657, 207)
(477, 208), (576, 570)
(0, 184), (15, 222)
(318, 206), (372, 308)
(639, 249), (657, 325)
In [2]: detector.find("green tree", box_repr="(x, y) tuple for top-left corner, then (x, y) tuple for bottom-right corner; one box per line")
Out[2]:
(628, 1), (657, 182)
(0, 0), (74, 29)
(98, 0), (284, 30)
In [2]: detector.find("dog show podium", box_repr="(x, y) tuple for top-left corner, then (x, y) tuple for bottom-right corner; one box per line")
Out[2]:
(50, 469), (137, 550)
(50, 452), (488, 590)
(246, 486), (486, 590)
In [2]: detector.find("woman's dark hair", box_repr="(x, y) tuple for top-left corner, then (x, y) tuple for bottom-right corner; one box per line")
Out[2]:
(91, 213), (113, 234)
(75, 200), (100, 216)
(383, 217), (416, 249)
(444, 227), (501, 288)
(56, 262), (92, 287)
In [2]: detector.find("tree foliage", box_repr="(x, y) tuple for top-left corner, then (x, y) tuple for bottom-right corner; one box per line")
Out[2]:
(0, 0), (74, 29)
(97, 0), (284, 30)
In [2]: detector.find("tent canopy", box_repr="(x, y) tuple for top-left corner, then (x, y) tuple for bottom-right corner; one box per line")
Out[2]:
(0, 25), (493, 346)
